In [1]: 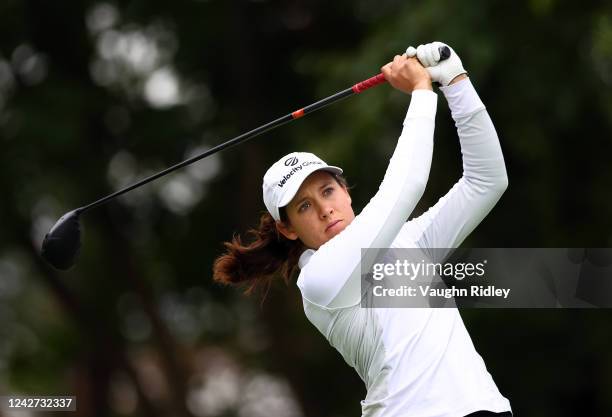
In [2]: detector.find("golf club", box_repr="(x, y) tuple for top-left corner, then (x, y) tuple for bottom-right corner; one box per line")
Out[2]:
(41, 46), (451, 270)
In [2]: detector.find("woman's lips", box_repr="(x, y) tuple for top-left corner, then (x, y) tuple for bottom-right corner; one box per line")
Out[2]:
(326, 220), (342, 232)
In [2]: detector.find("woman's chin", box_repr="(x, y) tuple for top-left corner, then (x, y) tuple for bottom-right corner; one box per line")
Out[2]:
(312, 222), (348, 248)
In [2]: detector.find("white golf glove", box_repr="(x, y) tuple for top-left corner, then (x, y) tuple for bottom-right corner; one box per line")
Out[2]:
(406, 42), (466, 86)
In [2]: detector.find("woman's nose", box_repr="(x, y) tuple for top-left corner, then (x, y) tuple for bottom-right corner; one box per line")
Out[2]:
(319, 205), (333, 219)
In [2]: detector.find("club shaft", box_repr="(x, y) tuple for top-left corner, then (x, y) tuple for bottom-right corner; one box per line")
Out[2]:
(79, 76), (387, 214)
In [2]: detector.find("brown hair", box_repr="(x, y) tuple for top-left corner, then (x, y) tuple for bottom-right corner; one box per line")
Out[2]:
(212, 173), (349, 296)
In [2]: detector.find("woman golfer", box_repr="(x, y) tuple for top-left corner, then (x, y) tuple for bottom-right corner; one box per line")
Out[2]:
(214, 42), (512, 417)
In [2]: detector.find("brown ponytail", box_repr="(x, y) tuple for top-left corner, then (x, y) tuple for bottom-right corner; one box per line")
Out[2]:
(212, 208), (305, 295)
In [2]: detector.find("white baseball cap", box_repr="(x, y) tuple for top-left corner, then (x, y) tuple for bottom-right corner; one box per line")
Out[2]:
(262, 152), (343, 221)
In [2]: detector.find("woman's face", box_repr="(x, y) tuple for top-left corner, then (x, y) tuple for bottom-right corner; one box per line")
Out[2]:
(276, 170), (355, 250)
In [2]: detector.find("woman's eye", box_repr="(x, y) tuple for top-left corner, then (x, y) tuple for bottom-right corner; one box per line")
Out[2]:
(298, 201), (310, 212)
(323, 187), (334, 196)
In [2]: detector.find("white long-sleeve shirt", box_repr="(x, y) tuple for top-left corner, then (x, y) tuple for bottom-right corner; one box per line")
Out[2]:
(296, 79), (511, 417)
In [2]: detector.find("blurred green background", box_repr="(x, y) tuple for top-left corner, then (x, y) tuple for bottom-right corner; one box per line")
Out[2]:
(1, 0), (612, 416)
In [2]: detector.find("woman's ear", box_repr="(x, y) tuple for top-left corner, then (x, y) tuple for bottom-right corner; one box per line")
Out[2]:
(276, 220), (299, 241)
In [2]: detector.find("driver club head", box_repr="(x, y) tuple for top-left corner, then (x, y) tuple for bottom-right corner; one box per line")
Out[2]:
(41, 209), (83, 270)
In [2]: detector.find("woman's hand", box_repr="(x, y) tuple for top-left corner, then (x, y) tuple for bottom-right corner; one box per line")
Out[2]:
(406, 42), (467, 86)
(381, 55), (432, 94)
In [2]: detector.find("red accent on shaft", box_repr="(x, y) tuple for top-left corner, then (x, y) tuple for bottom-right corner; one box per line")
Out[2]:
(352, 73), (387, 93)
(292, 109), (305, 119)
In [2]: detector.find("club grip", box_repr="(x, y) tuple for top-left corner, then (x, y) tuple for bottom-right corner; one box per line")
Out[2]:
(352, 73), (387, 93)
(352, 45), (452, 94)
(438, 45), (451, 61)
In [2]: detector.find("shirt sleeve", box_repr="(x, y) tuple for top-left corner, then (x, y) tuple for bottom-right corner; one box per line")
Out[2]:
(393, 78), (508, 263)
(297, 90), (438, 308)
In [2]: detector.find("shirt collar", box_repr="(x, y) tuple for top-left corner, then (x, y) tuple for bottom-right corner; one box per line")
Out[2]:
(298, 249), (315, 269)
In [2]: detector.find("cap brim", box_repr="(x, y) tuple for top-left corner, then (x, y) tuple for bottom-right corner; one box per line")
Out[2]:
(277, 166), (343, 210)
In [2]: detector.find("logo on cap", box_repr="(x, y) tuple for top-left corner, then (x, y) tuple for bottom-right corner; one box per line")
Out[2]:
(284, 157), (299, 167)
